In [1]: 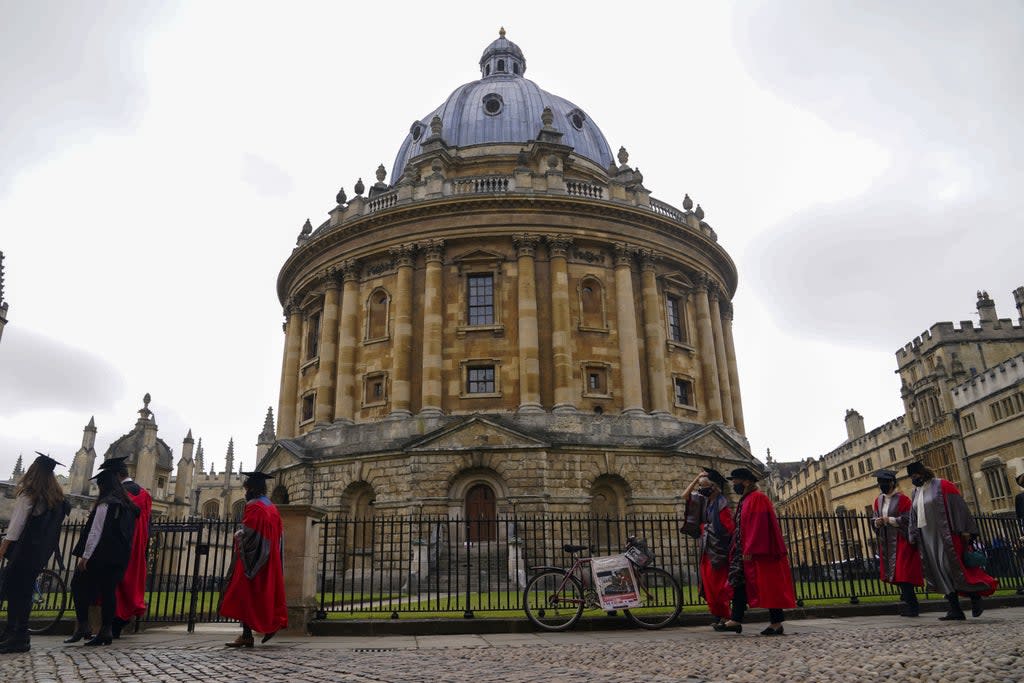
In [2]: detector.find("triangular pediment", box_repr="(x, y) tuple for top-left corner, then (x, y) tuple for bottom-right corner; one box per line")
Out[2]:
(669, 424), (755, 464)
(453, 248), (505, 269)
(256, 440), (307, 472)
(406, 415), (548, 452)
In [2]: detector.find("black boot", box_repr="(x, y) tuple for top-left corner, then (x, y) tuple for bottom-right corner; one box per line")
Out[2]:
(64, 622), (92, 644)
(969, 594), (984, 618)
(939, 592), (965, 621)
(111, 618), (126, 639)
(0, 622), (29, 654)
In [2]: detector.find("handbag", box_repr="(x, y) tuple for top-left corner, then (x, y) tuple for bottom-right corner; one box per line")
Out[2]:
(963, 540), (987, 569)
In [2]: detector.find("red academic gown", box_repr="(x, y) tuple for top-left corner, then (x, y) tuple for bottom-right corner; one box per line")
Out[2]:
(699, 504), (735, 619)
(872, 491), (922, 586)
(734, 490), (796, 609)
(220, 496), (288, 634)
(939, 480), (998, 597)
(116, 481), (152, 621)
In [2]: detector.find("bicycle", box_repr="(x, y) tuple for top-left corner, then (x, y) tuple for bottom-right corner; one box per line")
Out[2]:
(0, 560), (68, 635)
(523, 536), (682, 631)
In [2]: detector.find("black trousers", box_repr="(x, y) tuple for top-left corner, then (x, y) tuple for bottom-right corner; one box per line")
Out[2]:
(898, 582), (919, 608)
(71, 564), (126, 632)
(2, 564), (39, 637)
(730, 583), (784, 624)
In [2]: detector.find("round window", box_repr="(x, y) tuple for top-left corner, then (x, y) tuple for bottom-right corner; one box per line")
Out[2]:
(569, 110), (586, 130)
(482, 93), (503, 116)
(410, 122), (423, 141)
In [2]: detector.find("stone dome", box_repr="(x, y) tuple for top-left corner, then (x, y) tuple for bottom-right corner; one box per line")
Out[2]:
(390, 30), (615, 178)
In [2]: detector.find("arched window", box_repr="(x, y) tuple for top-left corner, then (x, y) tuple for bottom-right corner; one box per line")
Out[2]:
(271, 484), (290, 505)
(202, 500), (220, 519)
(231, 499), (245, 521)
(579, 277), (606, 330)
(366, 289), (390, 340)
(497, 59), (505, 72)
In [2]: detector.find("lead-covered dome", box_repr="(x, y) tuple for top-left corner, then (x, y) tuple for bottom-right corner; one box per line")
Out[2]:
(390, 30), (615, 178)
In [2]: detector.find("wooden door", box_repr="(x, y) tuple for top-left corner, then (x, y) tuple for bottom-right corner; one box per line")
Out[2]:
(466, 484), (497, 542)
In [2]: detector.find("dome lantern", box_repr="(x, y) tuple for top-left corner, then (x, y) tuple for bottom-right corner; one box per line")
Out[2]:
(479, 27), (526, 78)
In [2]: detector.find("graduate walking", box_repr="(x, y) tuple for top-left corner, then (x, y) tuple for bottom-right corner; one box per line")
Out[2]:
(220, 471), (287, 647)
(0, 453), (71, 654)
(67, 468), (140, 646)
(871, 469), (923, 616)
(906, 462), (997, 620)
(682, 468), (734, 626)
(715, 467), (796, 636)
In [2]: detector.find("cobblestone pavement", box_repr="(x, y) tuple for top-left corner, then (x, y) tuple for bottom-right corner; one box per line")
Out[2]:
(2, 607), (1022, 683)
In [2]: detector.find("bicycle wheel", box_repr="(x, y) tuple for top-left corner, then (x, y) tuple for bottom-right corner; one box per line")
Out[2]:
(625, 566), (682, 629)
(523, 569), (585, 631)
(28, 569), (67, 635)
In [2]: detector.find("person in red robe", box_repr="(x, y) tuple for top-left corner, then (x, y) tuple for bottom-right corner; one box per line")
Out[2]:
(906, 462), (997, 620)
(871, 469), (922, 617)
(682, 468), (734, 625)
(220, 471), (287, 647)
(715, 467), (796, 636)
(96, 457), (153, 638)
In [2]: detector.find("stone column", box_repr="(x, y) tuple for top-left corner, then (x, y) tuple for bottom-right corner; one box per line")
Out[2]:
(420, 240), (445, 416)
(334, 260), (360, 423)
(709, 287), (734, 427)
(277, 504), (327, 634)
(639, 251), (670, 417)
(548, 235), (576, 412)
(389, 245), (415, 417)
(613, 243), (645, 415)
(721, 301), (746, 434)
(314, 271), (341, 425)
(695, 275), (723, 422)
(277, 302), (303, 438)
(514, 234), (543, 412)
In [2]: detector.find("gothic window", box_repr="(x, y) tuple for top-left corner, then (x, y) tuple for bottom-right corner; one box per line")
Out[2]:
(202, 500), (220, 519)
(231, 499), (245, 521)
(468, 273), (495, 325)
(366, 289), (390, 341)
(305, 311), (321, 360)
(982, 459), (1012, 510)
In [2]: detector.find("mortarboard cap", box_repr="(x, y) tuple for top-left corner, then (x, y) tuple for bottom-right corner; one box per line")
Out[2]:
(33, 452), (65, 471)
(240, 471), (274, 482)
(728, 467), (759, 482)
(874, 469), (897, 481)
(98, 456), (130, 472)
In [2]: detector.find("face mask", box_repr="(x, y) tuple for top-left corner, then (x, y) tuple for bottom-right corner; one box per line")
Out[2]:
(878, 481), (893, 493)
(697, 487), (714, 497)
(732, 482), (746, 495)
(910, 476), (925, 487)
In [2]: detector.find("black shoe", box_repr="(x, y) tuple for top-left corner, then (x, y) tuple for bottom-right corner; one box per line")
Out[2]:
(261, 630), (278, 644)
(970, 600), (984, 618)
(760, 626), (784, 636)
(939, 611), (966, 621)
(714, 622), (742, 633)
(0, 638), (30, 654)
(111, 619), (125, 639)
(63, 631), (92, 644)
(83, 634), (113, 647)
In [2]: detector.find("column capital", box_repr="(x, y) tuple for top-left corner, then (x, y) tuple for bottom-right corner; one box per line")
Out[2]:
(696, 271), (715, 293)
(388, 244), (416, 268)
(321, 266), (343, 289)
(546, 234), (574, 258)
(721, 300), (734, 321)
(421, 238), (445, 263)
(513, 233), (540, 257)
(637, 249), (660, 271)
(613, 242), (637, 267)
(340, 259), (362, 282)
(283, 297), (301, 317)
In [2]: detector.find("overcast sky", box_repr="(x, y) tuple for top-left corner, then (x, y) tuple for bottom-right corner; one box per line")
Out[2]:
(1, 1), (1020, 480)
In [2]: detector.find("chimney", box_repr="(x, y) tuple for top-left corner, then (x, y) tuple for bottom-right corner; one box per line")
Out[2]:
(976, 290), (997, 323)
(845, 409), (866, 440)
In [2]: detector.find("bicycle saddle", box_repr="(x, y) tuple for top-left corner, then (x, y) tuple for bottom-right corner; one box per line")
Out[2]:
(563, 544), (591, 554)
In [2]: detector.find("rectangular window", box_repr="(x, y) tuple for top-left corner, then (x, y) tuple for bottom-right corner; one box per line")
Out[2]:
(306, 312), (321, 359)
(889, 447), (896, 463)
(842, 469), (848, 482)
(990, 402), (1003, 421)
(584, 365), (609, 395)
(984, 465), (1011, 509)
(666, 294), (683, 342)
(866, 458), (873, 471)
(962, 413), (977, 432)
(300, 393), (315, 422)
(467, 365), (496, 394)
(363, 372), (388, 406)
(833, 472), (839, 484)
(858, 461), (864, 475)
(467, 274), (495, 325)
(673, 378), (694, 406)
(902, 443), (910, 457)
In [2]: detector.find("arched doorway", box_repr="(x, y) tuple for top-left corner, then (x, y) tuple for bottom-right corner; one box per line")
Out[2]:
(465, 483), (497, 542)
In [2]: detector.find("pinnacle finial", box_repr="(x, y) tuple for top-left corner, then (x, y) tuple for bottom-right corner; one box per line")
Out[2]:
(430, 115), (442, 137)
(541, 106), (554, 127)
(336, 186), (347, 205)
(376, 164), (386, 183)
(682, 194), (693, 211)
(499, 26), (506, 38)
(354, 178), (365, 196)
(301, 218), (312, 234)
(694, 204), (705, 221)
(617, 146), (629, 166)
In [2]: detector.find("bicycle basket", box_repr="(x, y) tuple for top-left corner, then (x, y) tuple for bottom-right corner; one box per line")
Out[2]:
(624, 538), (654, 567)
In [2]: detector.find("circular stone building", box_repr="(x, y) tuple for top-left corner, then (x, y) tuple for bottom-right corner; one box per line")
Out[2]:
(261, 31), (759, 526)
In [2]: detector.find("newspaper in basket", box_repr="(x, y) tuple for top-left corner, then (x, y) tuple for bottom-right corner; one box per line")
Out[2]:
(591, 554), (641, 610)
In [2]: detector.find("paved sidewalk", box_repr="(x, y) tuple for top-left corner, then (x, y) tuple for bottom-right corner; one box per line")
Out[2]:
(2, 606), (1022, 682)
